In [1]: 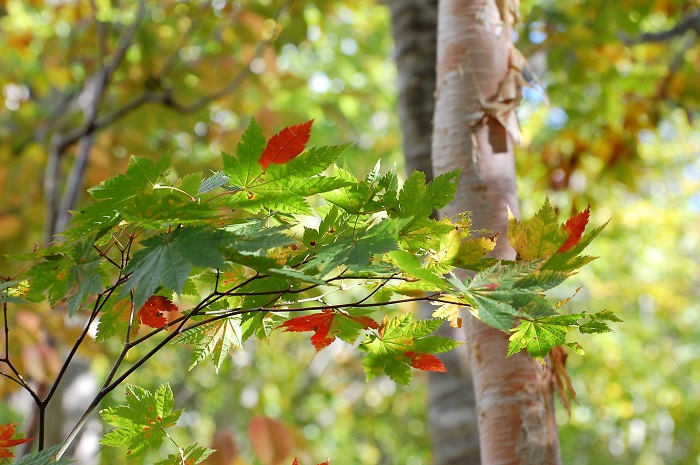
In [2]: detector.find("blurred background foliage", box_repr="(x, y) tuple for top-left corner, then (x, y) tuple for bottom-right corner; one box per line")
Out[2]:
(0, 0), (698, 464)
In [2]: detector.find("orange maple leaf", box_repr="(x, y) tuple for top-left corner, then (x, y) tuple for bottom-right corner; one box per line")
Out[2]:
(0, 423), (33, 459)
(280, 309), (378, 351)
(137, 295), (179, 329)
(258, 120), (314, 169)
(404, 351), (447, 372)
(558, 205), (590, 253)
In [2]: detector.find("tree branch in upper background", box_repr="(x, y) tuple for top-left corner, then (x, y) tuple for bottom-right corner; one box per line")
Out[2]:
(622, 10), (700, 44)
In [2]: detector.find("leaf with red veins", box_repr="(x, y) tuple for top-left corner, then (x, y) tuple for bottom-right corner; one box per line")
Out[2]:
(0, 423), (33, 459)
(280, 309), (379, 351)
(404, 351), (447, 373)
(138, 295), (179, 329)
(259, 120), (314, 169)
(558, 205), (591, 253)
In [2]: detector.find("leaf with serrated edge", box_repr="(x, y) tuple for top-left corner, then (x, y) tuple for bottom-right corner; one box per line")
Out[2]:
(360, 314), (459, 384)
(100, 384), (182, 457)
(259, 120), (313, 169)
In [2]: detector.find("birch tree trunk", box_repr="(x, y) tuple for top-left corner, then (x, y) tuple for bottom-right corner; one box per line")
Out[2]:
(387, 1), (480, 463)
(431, 1), (561, 463)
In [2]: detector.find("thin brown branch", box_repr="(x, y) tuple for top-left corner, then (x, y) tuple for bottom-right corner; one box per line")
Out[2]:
(56, 134), (95, 232)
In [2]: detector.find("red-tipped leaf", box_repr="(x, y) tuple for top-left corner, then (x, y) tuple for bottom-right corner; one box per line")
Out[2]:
(558, 205), (590, 252)
(259, 120), (314, 169)
(405, 351), (447, 372)
(280, 309), (378, 351)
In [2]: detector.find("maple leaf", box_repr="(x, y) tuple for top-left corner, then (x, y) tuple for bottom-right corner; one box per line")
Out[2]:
(280, 309), (379, 351)
(153, 444), (214, 465)
(259, 120), (314, 169)
(558, 205), (590, 252)
(11, 445), (72, 465)
(96, 296), (139, 341)
(138, 295), (179, 329)
(404, 351), (447, 372)
(361, 314), (460, 384)
(0, 423), (33, 459)
(431, 296), (467, 328)
(100, 384), (183, 457)
(177, 316), (242, 372)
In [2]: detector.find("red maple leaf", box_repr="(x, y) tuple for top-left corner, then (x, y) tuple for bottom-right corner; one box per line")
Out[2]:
(258, 120), (314, 169)
(404, 351), (447, 372)
(291, 458), (330, 465)
(558, 205), (590, 253)
(280, 309), (378, 351)
(0, 423), (33, 459)
(137, 295), (179, 329)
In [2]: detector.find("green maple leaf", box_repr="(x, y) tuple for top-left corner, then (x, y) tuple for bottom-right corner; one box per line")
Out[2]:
(507, 199), (565, 260)
(241, 176), (352, 215)
(223, 119), (266, 189)
(120, 192), (221, 228)
(177, 316), (243, 372)
(153, 444), (214, 465)
(360, 314), (459, 385)
(508, 318), (572, 359)
(100, 384), (182, 457)
(393, 170), (460, 219)
(397, 217), (455, 254)
(95, 296), (137, 342)
(507, 310), (621, 359)
(11, 445), (73, 465)
(462, 260), (572, 331)
(304, 219), (405, 275)
(62, 200), (122, 241)
(388, 250), (452, 291)
(320, 166), (387, 215)
(542, 221), (609, 273)
(25, 240), (107, 315)
(89, 155), (171, 201)
(119, 226), (227, 311)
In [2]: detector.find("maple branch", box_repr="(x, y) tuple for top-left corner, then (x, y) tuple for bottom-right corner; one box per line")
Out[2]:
(1, 302), (40, 402)
(93, 244), (121, 269)
(42, 287), (117, 408)
(57, 287), (196, 461)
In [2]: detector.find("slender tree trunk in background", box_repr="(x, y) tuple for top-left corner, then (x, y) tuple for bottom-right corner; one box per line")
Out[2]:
(431, 1), (561, 464)
(387, 1), (481, 464)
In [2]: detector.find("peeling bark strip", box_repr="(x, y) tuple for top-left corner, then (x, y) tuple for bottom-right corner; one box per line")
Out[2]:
(431, 1), (562, 464)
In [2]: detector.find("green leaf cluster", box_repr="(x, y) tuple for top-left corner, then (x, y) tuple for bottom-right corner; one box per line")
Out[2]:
(4, 121), (615, 460)
(99, 384), (183, 457)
